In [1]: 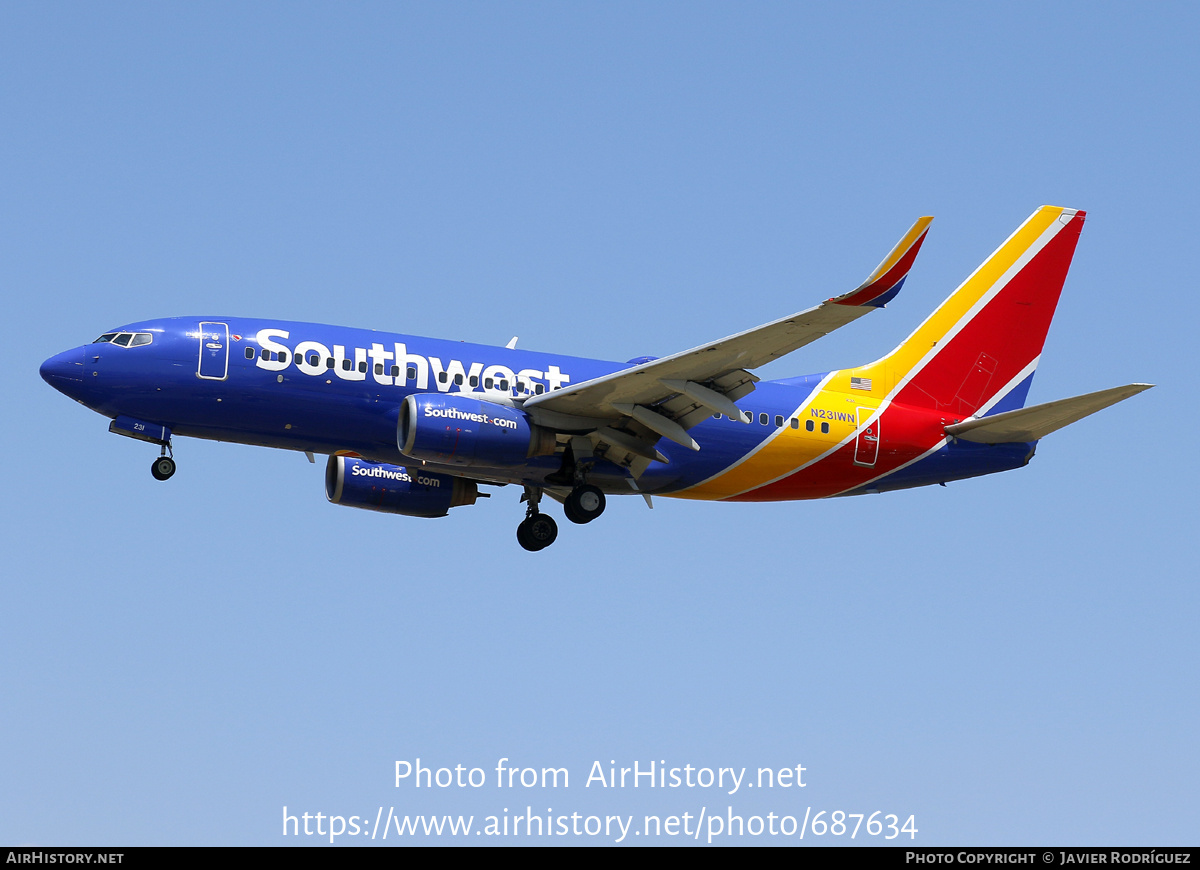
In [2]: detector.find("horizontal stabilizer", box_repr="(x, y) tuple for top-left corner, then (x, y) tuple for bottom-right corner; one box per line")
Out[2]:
(945, 384), (1153, 443)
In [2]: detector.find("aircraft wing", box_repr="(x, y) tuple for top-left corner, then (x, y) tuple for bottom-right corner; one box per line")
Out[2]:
(521, 216), (933, 451)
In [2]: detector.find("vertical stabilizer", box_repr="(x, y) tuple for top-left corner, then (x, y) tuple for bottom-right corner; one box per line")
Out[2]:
(855, 206), (1085, 418)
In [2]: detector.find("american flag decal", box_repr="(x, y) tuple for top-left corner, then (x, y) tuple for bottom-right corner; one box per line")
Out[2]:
(851, 376), (872, 391)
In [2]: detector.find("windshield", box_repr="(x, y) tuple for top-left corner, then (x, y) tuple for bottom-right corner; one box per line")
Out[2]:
(92, 331), (154, 347)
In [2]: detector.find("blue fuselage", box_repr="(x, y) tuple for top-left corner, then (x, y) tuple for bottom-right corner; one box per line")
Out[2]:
(40, 316), (1031, 497)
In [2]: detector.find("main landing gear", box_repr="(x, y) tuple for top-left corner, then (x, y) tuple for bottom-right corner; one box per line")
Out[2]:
(564, 484), (605, 524)
(517, 441), (610, 550)
(517, 486), (558, 552)
(516, 483), (608, 551)
(150, 444), (176, 481)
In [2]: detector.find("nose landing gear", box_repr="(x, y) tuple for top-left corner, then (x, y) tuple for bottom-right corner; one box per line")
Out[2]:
(150, 444), (176, 481)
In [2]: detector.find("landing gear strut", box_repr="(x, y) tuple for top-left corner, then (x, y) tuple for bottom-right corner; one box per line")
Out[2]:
(549, 439), (607, 526)
(516, 486), (558, 552)
(150, 444), (176, 481)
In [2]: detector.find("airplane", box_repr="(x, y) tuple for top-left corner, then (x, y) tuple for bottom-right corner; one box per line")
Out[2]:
(40, 205), (1151, 551)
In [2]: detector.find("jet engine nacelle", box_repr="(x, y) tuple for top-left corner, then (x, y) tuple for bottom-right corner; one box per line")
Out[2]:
(325, 455), (478, 518)
(398, 393), (555, 467)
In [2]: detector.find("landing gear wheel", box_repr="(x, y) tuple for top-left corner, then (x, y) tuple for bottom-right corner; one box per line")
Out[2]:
(151, 455), (176, 481)
(517, 514), (558, 551)
(564, 484), (605, 524)
(516, 520), (535, 551)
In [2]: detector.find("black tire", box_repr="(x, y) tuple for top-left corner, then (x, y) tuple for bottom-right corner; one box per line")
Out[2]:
(564, 484), (605, 524)
(516, 518), (537, 551)
(151, 456), (176, 481)
(563, 499), (581, 524)
(517, 514), (558, 551)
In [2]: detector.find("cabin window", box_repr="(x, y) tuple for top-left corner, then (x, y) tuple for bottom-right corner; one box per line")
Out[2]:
(806, 419), (814, 432)
(326, 358), (335, 369)
(821, 422), (830, 434)
(790, 418), (799, 429)
(535, 383), (544, 395)
(407, 366), (417, 380)
(308, 355), (319, 366)
(245, 347), (254, 359)
(453, 374), (463, 385)
(469, 375), (478, 387)
(375, 364), (384, 375)
(438, 372), (448, 383)
(775, 415), (784, 427)
(759, 412), (768, 425)
(261, 349), (270, 360)
(342, 359), (352, 371)
(357, 361), (367, 373)
(484, 378), (494, 389)
(499, 379), (509, 390)
(391, 365), (400, 377)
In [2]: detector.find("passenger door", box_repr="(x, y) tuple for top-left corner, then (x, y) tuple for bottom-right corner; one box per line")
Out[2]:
(197, 321), (229, 380)
(854, 406), (880, 467)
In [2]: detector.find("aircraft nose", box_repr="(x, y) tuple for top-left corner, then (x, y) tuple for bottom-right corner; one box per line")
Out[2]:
(40, 347), (86, 391)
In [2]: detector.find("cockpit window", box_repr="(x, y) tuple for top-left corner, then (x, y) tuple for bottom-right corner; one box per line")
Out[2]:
(94, 331), (153, 347)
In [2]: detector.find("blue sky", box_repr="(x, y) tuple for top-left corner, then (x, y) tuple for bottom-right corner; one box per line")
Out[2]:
(3, 2), (1196, 846)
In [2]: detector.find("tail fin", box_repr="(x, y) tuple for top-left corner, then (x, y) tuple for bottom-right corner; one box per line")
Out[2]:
(857, 206), (1085, 417)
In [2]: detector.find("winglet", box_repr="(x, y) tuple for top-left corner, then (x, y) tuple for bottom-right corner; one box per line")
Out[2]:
(834, 215), (934, 308)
